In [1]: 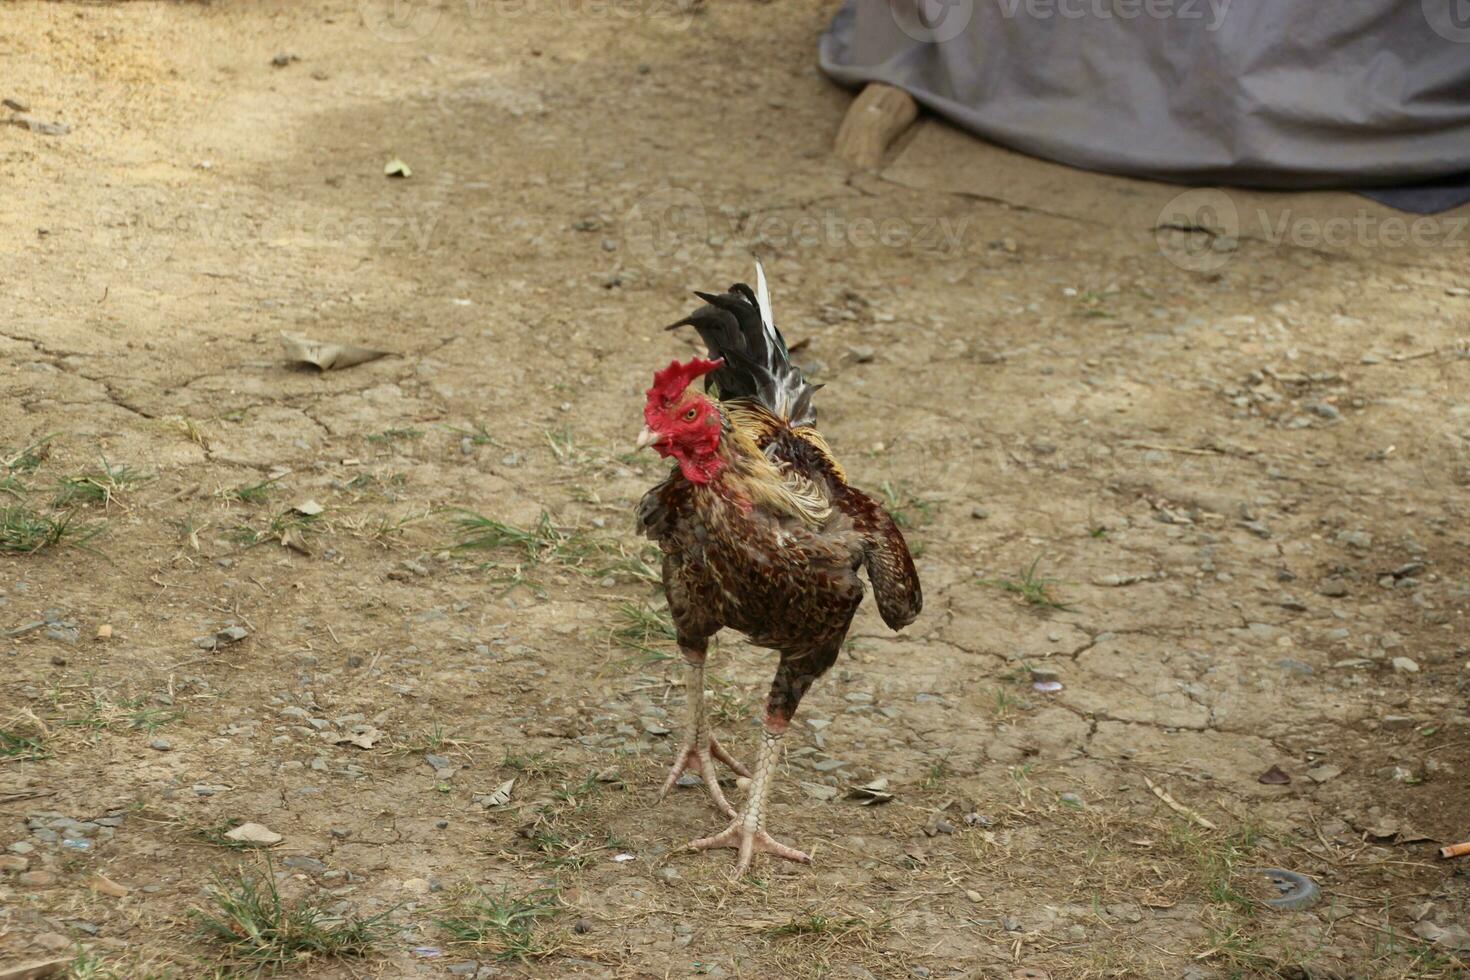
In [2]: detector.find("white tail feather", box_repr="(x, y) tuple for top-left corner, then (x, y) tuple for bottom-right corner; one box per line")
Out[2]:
(752, 260), (794, 417)
(754, 261), (776, 341)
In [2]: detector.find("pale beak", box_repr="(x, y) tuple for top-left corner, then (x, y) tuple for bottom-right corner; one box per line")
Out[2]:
(636, 425), (659, 451)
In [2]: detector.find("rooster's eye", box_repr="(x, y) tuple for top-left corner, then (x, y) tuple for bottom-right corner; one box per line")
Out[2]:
(683, 407), (698, 421)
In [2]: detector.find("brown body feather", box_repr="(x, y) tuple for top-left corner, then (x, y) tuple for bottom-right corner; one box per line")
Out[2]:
(638, 400), (921, 722)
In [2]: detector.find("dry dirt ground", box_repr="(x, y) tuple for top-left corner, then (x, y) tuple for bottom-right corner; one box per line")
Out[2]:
(2, 1), (1469, 977)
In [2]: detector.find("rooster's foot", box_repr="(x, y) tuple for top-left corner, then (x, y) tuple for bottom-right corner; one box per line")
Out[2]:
(688, 818), (811, 879)
(658, 736), (750, 818)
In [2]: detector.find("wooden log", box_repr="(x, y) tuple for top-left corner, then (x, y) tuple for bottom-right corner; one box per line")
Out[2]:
(833, 82), (919, 171)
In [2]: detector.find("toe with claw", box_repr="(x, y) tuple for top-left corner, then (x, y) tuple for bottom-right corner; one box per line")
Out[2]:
(658, 736), (750, 817)
(689, 817), (811, 879)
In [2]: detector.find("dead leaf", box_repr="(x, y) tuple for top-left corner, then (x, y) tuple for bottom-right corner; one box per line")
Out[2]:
(279, 525), (312, 554)
(1305, 764), (1342, 783)
(280, 332), (390, 371)
(90, 874), (130, 898)
(1257, 765), (1291, 785)
(224, 822), (283, 846)
(800, 781), (838, 801)
(1413, 920), (1470, 951)
(292, 499), (325, 516)
(4, 115), (69, 136)
(475, 778), (515, 808)
(847, 778), (894, 805)
(1091, 572), (1157, 587)
(331, 727), (382, 749)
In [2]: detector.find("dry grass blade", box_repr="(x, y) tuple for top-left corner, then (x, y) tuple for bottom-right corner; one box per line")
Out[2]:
(1144, 774), (1218, 831)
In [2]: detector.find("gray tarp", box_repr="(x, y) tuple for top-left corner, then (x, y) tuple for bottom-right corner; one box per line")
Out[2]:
(819, 0), (1470, 191)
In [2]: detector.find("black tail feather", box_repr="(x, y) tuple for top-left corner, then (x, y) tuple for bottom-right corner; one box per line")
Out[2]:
(667, 266), (818, 425)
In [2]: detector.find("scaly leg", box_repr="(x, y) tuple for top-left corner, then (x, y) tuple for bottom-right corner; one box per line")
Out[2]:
(688, 716), (811, 878)
(658, 653), (750, 818)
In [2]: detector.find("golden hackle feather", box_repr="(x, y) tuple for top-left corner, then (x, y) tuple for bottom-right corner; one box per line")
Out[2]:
(720, 402), (833, 529)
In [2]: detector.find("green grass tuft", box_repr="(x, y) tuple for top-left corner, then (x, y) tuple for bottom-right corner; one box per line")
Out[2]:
(53, 456), (152, 507)
(766, 911), (871, 938)
(979, 556), (1072, 610)
(0, 504), (101, 553)
(878, 480), (934, 529)
(193, 859), (388, 967)
(0, 727), (47, 760)
(217, 478), (279, 503)
(449, 509), (659, 590)
(609, 602), (676, 662)
(434, 885), (562, 961)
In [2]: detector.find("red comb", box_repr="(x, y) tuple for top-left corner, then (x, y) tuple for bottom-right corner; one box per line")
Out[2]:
(647, 356), (723, 404)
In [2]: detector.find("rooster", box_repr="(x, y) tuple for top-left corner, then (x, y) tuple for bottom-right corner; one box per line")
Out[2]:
(636, 264), (922, 877)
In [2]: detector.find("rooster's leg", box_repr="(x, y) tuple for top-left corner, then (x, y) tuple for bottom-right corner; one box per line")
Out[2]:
(688, 715), (811, 878)
(658, 654), (750, 818)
